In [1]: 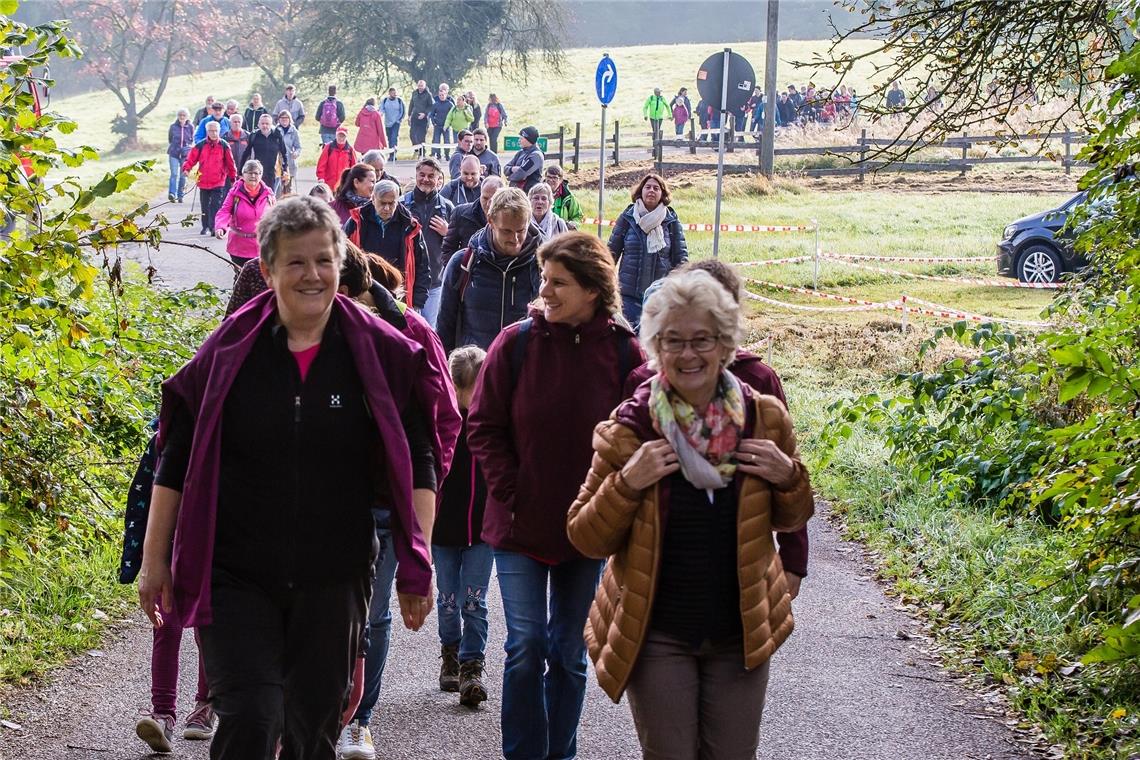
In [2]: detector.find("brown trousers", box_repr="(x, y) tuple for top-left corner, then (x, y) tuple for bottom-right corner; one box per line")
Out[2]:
(625, 630), (771, 760)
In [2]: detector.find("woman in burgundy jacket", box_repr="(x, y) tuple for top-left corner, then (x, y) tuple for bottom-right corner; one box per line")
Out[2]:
(467, 232), (644, 760)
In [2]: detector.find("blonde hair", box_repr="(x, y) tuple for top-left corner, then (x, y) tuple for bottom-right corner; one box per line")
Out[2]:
(487, 187), (531, 221)
(639, 270), (741, 369)
(448, 345), (486, 390)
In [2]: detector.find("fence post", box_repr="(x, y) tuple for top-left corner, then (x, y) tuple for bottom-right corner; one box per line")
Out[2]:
(689, 117), (696, 155)
(959, 132), (968, 177)
(812, 218), (820, 290)
(613, 120), (620, 165)
(654, 136), (663, 175)
(558, 126), (564, 165)
(1063, 130), (1072, 175)
(573, 122), (581, 172)
(858, 128), (867, 183)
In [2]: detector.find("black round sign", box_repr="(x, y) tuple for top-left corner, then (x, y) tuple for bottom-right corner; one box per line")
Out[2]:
(696, 51), (756, 113)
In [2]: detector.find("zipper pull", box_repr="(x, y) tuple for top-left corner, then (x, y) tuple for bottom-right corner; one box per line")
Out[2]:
(294, 395), (301, 423)
(575, 333), (580, 345)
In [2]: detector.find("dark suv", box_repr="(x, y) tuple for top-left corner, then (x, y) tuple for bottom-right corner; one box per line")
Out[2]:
(997, 192), (1089, 283)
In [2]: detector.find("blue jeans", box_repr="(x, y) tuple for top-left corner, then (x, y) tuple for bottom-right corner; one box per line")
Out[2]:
(386, 123), (400, 156)
(431, 124), (451, 159)
(433, 543), (494, 661)
(168, 155), (187, 199)
(352, 514), (398, 725)
(495, 551), (604, 760)
(422, 285), (442, 329)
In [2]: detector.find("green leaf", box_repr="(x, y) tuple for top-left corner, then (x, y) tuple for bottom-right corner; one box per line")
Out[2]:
(1058, 368), (1091, 403)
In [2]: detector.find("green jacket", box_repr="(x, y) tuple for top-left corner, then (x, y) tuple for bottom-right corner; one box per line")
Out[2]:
(445, 104), (473, 133)
(642, 94), (669, 120)
(553, 181), (584, 223)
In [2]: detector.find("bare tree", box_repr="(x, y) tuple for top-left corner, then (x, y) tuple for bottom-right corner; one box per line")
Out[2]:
(299, 0), (564, 91)
(207, 0), (314, 92)
(62, 0), (222, 149)
(800, 0), (1124, 161)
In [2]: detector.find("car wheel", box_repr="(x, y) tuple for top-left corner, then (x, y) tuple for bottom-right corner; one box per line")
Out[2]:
(1016, 245), (1063, 284)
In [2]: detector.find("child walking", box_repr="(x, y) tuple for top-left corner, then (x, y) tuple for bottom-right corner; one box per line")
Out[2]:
(120, 427), (215, 753)
(433, 346), (493, 708)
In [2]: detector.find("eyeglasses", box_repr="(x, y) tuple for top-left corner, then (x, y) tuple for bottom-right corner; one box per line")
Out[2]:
(657, 335), (721, 354)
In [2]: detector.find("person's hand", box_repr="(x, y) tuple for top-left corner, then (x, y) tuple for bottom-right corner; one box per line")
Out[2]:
(620, 439), (679, 491)
(214, 228), (227, 240)
(397, 592), (432, 631)
(428, 215), (448, 236)
(784, 571), (803, 601)
(735, 438), (796, 486)
(282, 172), (291, 182)
(137, 560), (174, 629)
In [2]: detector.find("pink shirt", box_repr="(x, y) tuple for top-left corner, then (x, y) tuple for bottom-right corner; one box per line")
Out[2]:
(291, 343), (321, 382)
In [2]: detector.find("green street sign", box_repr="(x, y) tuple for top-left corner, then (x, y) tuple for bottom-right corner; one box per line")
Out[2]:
(503, 135), (549, 152)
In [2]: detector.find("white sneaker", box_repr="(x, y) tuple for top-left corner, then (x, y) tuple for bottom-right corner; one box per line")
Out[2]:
(336, 720), (376, 760)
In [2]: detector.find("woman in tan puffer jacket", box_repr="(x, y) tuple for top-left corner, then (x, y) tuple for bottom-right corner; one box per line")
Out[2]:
(567, 269), (814, 760)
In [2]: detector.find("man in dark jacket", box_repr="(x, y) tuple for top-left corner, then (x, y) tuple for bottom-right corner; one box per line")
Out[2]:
(503, 126), (544, 192)
(471, 129), (501, 177)
(448, 130), (474, 180)
(344, 180), (430, 309)
(240, 114), (289, 191)
(409, 80), (434, 156)
(429, 84), (456, 160)
(401, 156), (454, 327)
(442, 176), (502, 259)
(317, 84), (347, 145)
(441, 155), (483, 206)
(437, 187), (542, 354)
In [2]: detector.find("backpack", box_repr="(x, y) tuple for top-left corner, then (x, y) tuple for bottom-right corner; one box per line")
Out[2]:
(485, 104), (501, 129)
(510, 317), (635, 388)
(319, 99), (340, 129)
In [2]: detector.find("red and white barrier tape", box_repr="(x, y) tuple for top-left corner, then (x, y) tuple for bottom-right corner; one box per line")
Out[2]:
(743, 277), (885, 307)
(900, 296), (1049, 327)
(831, 258), (1062, 289)
(744, 290), (895, 313)
(730, 256), (814, 267)
(825, 252), (996, 264)
(582, 218), (815, 233)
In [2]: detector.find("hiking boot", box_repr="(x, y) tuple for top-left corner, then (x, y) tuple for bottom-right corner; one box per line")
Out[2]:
(459, 658), (488, 708)
(183, 701), (216, 740)
(336, 720), (376, 760)
(439, 643), (460, 692)
(167, 193), (176, 203)
(135, 712), (175, 753)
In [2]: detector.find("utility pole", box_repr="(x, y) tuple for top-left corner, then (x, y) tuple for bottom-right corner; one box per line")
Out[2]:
(761, 0), (779, 177)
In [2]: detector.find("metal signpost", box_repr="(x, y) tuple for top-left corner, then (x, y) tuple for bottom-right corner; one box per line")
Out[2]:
(595, 53), (617, 238)
(697, 49), (756, 257)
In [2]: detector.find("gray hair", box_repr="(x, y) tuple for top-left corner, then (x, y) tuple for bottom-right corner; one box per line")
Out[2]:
(373, 179), (400, 198)
(527, 183), (552, 201)
(639, 270), (741, 370)
(205, 121), (221, 132)
(226, 99), (238, 109)
(242, 159), (264, 174)
(177, 107), (190, 118)
(229, 113), (243, 125)
(360, 149), (387, 166)
(258, 195), (346, 269)
(448, 345), (486, 389)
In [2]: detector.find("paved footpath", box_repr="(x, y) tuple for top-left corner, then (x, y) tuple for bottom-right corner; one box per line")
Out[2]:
(1, 170), (1042, 760)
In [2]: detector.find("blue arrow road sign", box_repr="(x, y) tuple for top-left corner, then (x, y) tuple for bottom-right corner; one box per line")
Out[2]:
(595, 55), (617, 105)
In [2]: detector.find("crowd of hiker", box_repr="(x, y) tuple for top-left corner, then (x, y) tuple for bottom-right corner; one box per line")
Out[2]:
(143, 78), (815, 760)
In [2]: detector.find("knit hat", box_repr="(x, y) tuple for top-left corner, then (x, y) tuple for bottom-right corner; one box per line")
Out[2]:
(519, 125), (539, 144)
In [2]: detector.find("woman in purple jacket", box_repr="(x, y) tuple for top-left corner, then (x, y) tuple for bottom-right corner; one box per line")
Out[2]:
(138, 196), (459, 760)
(468, 231), (644, 760)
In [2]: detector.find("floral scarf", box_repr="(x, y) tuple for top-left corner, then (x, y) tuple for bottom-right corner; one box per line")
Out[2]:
(649, 370), (745, 492)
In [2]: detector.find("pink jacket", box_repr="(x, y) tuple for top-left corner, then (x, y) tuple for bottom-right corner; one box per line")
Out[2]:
(354, 106), (386, 154)
(215, 181), (275, 260)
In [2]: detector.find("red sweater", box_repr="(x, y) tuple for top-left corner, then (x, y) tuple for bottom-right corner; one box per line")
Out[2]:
(182, 137), (237, 190)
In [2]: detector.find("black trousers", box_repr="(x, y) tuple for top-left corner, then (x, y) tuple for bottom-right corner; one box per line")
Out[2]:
(198, 567), (370, 760)
(200, 187), (225, 232)
(488, 126), (502, 154)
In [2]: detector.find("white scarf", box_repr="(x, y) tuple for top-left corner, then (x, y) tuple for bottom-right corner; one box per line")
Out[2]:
(634, 199), (668, 255)
(535, 211), (556, 240)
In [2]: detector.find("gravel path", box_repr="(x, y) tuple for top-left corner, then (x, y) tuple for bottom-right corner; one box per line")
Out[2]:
(1, 169), (1041, 759)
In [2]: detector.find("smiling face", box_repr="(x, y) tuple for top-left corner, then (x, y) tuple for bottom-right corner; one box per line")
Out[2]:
(460, 158), (481, 188)
(259, 114), (273, 134)
(260, 228), (340, 327)
(540, 259), (597, 327)
(252, 93), (262, 107)
(354, 169), (376, 198)
(415, 163), (439, 194)
(278, 111), (292, 127)
(242, 165), (262, 189)
(656, 309), (731, 407)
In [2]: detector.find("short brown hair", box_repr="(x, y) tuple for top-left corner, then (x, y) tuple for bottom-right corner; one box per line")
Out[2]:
(472, 127), (487, 138)
(340, 241), (373, 298)
(630, 172), (671, 205)
(416, 156), (444, 177)
(536, 231), (621, 317)
(685, 259), (741, 303)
